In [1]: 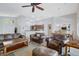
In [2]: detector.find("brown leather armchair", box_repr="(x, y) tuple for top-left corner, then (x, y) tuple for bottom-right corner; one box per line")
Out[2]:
(46, 34), (66, 55)
(30, 33), (44, 44)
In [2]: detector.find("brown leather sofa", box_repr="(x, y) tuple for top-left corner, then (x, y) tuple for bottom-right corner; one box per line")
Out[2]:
(0, 33), (28, 54)
(46, 34), (66, 55)
(30, 33), (44, 44)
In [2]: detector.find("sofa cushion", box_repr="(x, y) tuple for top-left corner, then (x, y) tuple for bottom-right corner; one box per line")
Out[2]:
(49, 40), (59, 46)
(36, 33), (44, 36)
(36, 34), (41, 37)
(53, 34), (66, 41)
(13, 33), (20, 39)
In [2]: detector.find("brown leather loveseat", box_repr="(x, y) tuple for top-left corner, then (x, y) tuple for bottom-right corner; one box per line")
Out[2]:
(30, 33), (45, 44)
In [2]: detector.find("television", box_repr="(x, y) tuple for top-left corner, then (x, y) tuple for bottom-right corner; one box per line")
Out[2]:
(61, 27), (67, 30)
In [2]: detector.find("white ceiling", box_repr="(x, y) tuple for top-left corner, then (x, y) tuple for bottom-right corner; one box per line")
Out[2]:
(0, 3), (78, 20)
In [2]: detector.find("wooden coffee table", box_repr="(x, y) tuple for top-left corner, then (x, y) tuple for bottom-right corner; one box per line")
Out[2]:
(3, 38), (28, 55)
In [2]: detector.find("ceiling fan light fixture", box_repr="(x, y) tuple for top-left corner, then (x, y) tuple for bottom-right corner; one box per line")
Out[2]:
(21, 3), (44, 12)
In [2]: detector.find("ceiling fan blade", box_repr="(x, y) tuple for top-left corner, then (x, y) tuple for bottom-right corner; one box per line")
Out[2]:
(31, 3), (41, 6)
(22, 5), (31, 7)
(32, 6), (35, 12)
(36, 5), (44, 11)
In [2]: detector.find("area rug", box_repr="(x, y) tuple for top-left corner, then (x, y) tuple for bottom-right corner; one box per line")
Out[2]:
(7, 52), (15, 56)
(12, 42), (41, 56)
(7, 41), (79, 56)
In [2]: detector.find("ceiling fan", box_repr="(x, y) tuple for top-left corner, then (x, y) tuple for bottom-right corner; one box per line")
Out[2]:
(21, 3), (44, 12)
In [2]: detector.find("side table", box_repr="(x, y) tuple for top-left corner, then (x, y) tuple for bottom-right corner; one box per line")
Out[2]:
(64, 40), (79, 56)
